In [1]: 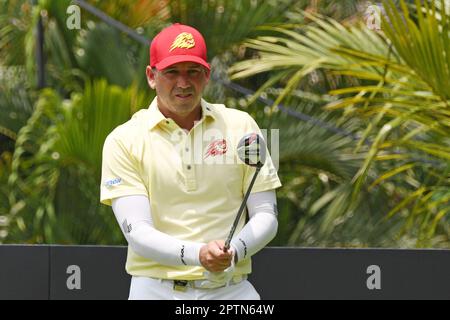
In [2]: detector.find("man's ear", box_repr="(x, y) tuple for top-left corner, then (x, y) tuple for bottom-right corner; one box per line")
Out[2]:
(146, 66), (157, 89)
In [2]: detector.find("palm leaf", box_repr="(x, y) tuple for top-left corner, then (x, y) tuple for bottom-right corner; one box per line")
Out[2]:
(167, 0), (299, 58)
(229, 1), (450, 246)
(6, 80), (152, 244)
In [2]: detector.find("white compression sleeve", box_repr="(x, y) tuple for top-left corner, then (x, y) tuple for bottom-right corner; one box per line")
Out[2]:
(230, 190), (278, 263)
(112, 195), (204, 266)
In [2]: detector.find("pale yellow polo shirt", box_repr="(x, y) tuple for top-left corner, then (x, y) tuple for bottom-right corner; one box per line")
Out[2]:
(100, 97), (281, 280)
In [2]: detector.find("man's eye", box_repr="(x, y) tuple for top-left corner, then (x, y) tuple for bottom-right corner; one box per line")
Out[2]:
(165, 70), (177, 74)
(189, 70), (200, 75)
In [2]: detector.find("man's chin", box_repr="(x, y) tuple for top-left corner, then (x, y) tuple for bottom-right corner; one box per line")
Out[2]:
(170, 103), (195, 115)
(173, 99), (200, 111)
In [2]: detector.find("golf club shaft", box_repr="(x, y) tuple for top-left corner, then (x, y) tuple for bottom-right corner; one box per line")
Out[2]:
(224, 167), (261, 251)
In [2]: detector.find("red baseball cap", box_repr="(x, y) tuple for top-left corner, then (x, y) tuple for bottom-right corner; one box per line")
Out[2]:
(150, 23), (210, 71)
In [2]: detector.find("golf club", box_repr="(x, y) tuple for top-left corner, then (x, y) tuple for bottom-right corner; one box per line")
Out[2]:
(224, 133), (266, 251)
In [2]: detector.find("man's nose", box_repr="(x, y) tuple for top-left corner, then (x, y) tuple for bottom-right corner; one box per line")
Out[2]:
(176, 73), (191, 89)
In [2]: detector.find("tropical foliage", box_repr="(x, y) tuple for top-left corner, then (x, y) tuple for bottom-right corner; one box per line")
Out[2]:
(0, 0), (448, 247)
(230, 0), (450, 247)
(7, 80), (151, 243)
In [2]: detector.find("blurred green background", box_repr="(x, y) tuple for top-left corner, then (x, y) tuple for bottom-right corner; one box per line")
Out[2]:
(0, 0), (449, 248)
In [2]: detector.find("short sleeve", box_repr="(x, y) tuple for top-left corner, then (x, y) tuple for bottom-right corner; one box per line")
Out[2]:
(242, 115), (282, 194)
(100, 135), (148, 206)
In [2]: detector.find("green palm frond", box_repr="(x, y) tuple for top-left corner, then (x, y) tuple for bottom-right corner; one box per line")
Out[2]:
(382, 0), (450, 101)
(0, 66), (35, 138)
(239, 90), (362, 179)
(88, 0), (170, 28)
(167, 0), (300, 58)
(229, 13), (391, 103)
(0, 0), (34, 66)
(283, 176), (402, 247)
(74, 23), (135, 88)
(0, 150), (12, 243)
(6, 80), (152, 244)
(229, 1), (450, 246)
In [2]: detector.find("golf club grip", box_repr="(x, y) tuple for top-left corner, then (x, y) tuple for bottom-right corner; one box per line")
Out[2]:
(224, 167), (261, 251)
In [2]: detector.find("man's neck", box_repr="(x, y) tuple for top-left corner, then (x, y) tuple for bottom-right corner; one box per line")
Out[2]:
(158, 104), (202, 132)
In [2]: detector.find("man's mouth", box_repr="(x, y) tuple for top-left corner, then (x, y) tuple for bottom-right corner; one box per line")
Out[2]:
(175, 93), (193, 99)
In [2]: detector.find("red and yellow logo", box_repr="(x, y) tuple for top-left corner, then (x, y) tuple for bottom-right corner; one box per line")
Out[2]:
(204, 139), (227, 159)
(170, 32), (195, 51)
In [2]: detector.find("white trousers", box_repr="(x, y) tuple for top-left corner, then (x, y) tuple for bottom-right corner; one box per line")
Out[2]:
(129, 276), (261, 300)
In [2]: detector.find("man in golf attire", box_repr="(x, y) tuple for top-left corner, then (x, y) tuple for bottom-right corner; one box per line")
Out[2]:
(100, 23), (281, 300)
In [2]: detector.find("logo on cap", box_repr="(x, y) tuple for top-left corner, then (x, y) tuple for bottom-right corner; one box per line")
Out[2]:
(170, 32), (195, 52)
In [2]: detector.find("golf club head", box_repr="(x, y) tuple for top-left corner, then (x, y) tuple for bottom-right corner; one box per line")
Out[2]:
(237, 133), (266, 168)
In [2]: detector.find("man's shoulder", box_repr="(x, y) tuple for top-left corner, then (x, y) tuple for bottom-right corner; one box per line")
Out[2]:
(105, 108), (149, 144)
(207, 101), (253, 124)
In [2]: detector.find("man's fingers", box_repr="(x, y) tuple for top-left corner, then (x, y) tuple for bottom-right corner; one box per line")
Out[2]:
(205, 255), (232, 270)
(207, 262), (231, 272)
(210, 241), (233, 258)
(214, 240), (223, 250)
(213, 241), (227, 254)
(199, 240), (233, 273)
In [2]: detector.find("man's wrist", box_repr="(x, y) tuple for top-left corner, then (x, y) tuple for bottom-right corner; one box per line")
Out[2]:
(187, 242), (206, 266)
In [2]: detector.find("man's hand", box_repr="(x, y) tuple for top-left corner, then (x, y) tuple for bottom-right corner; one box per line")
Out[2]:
(199, 240), (234, 272)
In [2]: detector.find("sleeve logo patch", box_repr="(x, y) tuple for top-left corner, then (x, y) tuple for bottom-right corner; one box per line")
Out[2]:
(122, 219), (132, 234)
(104, 177), (122, 188)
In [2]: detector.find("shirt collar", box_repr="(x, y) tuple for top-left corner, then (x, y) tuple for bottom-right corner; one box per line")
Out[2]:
(147, 97), (216, 131)
(147, 97), (166, 130)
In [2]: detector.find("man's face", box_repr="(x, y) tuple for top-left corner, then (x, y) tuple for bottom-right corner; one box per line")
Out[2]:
(146, 62), (210, 116)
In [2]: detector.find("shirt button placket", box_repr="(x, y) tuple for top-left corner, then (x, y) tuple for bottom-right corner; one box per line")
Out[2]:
(185, 134), (196, 191)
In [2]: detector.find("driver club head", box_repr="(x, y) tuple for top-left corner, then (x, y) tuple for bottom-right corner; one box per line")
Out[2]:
(237, 133), (266, 168)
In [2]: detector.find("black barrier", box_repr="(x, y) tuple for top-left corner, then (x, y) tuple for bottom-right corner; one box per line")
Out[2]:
(250, 248), (450, 300)
(0, 245), (49, 300)
(49, 245), (130, 300)
(0, 245), (449, 300)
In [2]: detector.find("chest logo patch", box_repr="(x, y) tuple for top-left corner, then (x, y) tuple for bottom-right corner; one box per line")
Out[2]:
(204, 139), (227, 159)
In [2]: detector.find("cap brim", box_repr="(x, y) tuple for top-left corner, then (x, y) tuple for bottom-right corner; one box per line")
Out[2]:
(155, 55), (210, 70)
